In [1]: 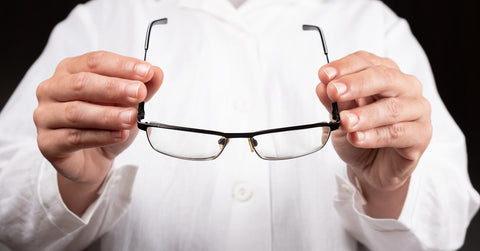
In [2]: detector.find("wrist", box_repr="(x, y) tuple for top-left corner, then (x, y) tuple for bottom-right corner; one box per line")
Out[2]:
(348, 168), (411, 219)
(57, 173), (104, 216)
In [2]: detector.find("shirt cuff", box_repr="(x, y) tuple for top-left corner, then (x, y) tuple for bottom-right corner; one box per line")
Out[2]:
(333, 173), (415, 232)
(37, 160), (138, 234)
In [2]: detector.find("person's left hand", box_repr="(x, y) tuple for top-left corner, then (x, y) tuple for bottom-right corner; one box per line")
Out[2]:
(316, 51), (432, 218)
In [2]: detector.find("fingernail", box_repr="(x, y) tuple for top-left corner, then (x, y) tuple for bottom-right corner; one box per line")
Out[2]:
(126, 83), (140, 99)
(120, 110), (134, 124)
(322, 67), (337, 80)
(135, 63), (151, 77)
(333, 82), (347, 96)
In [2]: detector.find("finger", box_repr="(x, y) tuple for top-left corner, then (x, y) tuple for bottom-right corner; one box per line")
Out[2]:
(34, 101), (137, 130)
(37, 128), (130, 157)
(325, 65), (421, 102)
(318, 51), (399, 83)
(38, 72), (148, 105)
(316, 83), (366, 113)
(340, 97), (430, 132)
(58, 51), (155, 82)
(315, 82), (332, 108)
(346, 121), (432, 151)
(144, 65), (163, 102)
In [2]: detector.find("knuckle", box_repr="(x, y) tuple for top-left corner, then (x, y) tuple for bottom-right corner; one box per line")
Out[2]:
(36, 133), (50, 154)
(425, 122), (433, 141)
(102, 77), (117, 93)
(374, 65), (396, 83)
(86, 51), (106, 70)
(67, 129), (84, 147)
(414, 122), (432, 155)
(424, 120), (433, 136)
(381, 57), (399, 69)
(408, 74), (423, 94)
(353, 51), (399, 69)
(101, 78), (124, 101)
(56, 57), (73, 72)
(121, 58), (136, 74)
(387, 125), (405, 141)
(156, 66), (164, 81)
(422, 97), (432, 116)
(376, 125), (404, 144)
(385, 98), (401, 120)
(103, 109), (117, 127)
(36, 131), (60, 159)
(64, 102), (83, 124)
(353, 50), (371, 59)
(36, 81), (48, 101)
(403, 73), (421, 90)
(71, 72), (88, 92)
(33, 107), (44, 127)
(353, 50), (379, 65)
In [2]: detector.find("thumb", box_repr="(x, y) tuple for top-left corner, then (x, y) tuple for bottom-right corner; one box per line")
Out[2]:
(316, 82), (333, 110)
(144, 66), (163, 102)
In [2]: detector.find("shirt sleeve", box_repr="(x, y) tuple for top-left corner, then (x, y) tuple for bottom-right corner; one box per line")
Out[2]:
(0, 142), (137, 250)
(0, 1), (138, 250)
(333, 3), (480, 251)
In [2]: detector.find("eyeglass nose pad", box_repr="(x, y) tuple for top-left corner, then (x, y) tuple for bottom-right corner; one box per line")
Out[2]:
(248, 138), (258, 152)
(218, 137), (230, 149)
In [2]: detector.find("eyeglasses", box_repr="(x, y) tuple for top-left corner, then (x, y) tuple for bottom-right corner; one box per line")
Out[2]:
(137, 18), (340, 160)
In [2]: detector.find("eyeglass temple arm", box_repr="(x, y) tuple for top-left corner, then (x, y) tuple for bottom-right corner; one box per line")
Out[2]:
(139, 21), (340, 124)
(303, 24), (340, 127)
(302, 24), (329, 63)
(144, 18), (168, 60)
(138, 18), (168, 122)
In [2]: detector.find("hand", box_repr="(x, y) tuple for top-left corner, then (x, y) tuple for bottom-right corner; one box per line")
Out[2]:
(33, 51), (163, 214)
(316, 51), (432, 218)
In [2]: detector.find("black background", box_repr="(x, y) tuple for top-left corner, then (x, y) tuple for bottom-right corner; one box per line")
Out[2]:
(1, 0), (479, 249)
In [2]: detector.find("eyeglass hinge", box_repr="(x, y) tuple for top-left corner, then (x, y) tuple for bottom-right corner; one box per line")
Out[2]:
(137, 102), (145, 121)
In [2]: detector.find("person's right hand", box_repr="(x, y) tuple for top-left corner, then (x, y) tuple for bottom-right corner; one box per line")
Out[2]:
(33, 51), (163, 215)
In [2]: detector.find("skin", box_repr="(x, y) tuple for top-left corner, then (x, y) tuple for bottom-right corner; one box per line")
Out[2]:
(34, 51), (163, 216)
(316, 51), (432, 219)
(34, 50), (432, 219)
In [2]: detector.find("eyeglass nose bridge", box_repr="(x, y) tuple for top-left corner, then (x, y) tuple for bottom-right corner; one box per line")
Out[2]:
(219, 137), (257, 153)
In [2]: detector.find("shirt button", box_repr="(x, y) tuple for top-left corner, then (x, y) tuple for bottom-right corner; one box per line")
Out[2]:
(233, 183), (253, 202)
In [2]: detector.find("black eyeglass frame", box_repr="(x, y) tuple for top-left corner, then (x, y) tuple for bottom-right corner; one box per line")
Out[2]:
(137, 18), (340, 160)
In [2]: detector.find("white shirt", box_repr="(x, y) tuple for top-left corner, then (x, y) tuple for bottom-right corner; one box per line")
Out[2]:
(0, 0), (478, 250)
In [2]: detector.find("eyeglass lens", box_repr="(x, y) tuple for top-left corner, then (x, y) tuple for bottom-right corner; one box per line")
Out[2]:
(146, 126), (331, 160)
